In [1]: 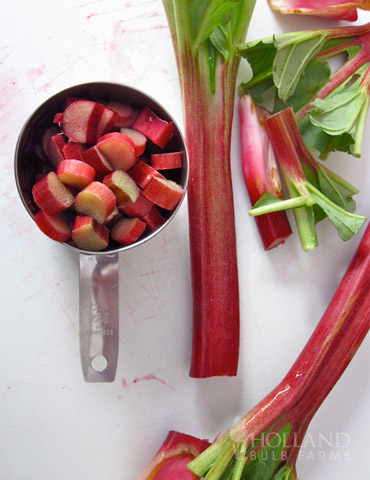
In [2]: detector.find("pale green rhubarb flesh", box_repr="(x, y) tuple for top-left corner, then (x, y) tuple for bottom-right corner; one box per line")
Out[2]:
(188, 223), (370, 479)
(162, 0), (256, 377)
(238, 22), (370, 159)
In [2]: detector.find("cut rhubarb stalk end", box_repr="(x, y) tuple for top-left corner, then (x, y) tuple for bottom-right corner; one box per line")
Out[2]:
(47, 134), (66, 169)
(72, 215), (109, 251)
(34, 210), (72, 243)
(57, 159), (96, 190)
(83, 145), (113, 178)
(119, 189), (154, 218)
(128, 159), (164, 189)
(120, 127), (147, 156)
(75, 181), (116, 224)
(111, 217), (146, 246)
(103, 169), (139, 206)
(137, 430), (211, 480)
(151, 152), (183, 170)
(97, 132), (137, 171)
(142, 206), (166, 232)
(132, 106), (174, 148)
(143, 176), (185, 210)
(56, 100), (118, 144)
(32, 171), (75, 215)
(62, 141), (85, 161)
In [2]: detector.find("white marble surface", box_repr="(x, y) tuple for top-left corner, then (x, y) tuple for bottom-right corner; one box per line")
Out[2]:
(0, 1), (369, 479)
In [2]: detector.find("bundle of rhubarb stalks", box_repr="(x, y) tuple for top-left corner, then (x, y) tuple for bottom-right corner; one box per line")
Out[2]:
(137, 0), (370, 479)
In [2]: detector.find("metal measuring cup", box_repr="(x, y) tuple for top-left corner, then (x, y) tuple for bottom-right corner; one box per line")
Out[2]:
(14, 82), (188, 383)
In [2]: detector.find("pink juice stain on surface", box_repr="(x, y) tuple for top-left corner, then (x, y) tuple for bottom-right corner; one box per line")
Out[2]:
(121, 373), (176, 391)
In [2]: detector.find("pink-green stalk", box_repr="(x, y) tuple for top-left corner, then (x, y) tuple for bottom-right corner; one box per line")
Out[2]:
(249, 107), (366, 251)
(268, 0), (370, 21)
(162, 0), (256, 377)
(188, 223), (370, 480)
(238, 94), (292, 250)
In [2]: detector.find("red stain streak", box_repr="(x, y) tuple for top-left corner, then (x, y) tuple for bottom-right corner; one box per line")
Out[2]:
(121, 373), (176, 391)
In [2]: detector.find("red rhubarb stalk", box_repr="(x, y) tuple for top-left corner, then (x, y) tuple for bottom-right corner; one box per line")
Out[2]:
(238, 94), (292, 250)
(188, 223), (370, 479)
(162, 0), (256, 377)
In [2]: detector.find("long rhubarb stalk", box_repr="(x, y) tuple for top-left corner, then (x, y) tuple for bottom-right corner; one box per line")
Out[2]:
(188, 222), (370, 479)
(162, 1), (256, 377)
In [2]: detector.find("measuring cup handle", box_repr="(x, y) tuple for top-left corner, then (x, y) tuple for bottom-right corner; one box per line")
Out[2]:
(79, 252), (119, 382)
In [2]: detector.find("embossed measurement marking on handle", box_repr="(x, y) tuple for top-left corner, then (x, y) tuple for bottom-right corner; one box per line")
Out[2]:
(79, 253), (119, 382)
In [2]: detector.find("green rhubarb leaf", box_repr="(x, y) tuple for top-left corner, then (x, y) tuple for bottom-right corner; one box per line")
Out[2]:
(273, 59), (331, 113)
(191, 1), (241, 51)
(239, 40), (276, 82)
(301, 162), (327, 224)
(307, 185), (366, 241)
(273, 34), (326, 102)
(240, 424), (293, 480)
(298, 116), (354, 158)
(210, 25), (228, 60)
(317, 167), (357, 213)
(309, 88), (365, 135)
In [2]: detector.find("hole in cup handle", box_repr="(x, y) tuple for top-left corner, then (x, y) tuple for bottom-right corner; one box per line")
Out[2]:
(79, 252), (119, 382)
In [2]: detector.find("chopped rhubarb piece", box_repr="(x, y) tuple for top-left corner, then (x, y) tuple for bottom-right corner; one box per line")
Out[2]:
(56, 100), (117, 144)
(137, 430), (211, 480)
(141, 205), (165, 232)
(106, 101), (133, 127)
(111, 217), (146, 246)
(104, 205), (120, 225)
(120, 127), (147, 156)
(132, 106), (174, 148)
(151, 152), (182, 170)
(103, 169), (139, 206)
(83, 145), (113, 177)
(119, 189), (153, 218)
(32, 171), (74, 215)
(143, 176), (185, 210)
(62, 141), (85, 161)
(72, 215), (109, 251)
(97, 132), (137, 171)
(128, 159), (164, 188)
(75, 181), (116, 224)
(34, 210), (72, 243)
(57, 159), (96, 190)
(42, 126), (59, 159)
(47, 134), (66, 168)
